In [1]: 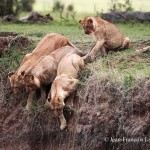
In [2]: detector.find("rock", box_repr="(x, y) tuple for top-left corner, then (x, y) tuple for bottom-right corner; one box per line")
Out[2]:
(0, 32), (18, 37)
(19, 11), (53, 23)
(101, 11), (150, 23)
(2, 15), (17, 23)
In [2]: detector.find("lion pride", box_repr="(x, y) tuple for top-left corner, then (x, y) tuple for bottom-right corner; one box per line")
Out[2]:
(8, 33), (77, 94)
(22, 46), (84, 111)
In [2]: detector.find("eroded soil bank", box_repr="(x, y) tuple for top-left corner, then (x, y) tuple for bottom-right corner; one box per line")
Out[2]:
(0, 33), (150, 150)
(0, 75), (150, 150)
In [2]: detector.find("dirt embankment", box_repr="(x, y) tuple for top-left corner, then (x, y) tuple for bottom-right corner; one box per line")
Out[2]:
(0, 32), (32, 57)
(1, 75), (150, 150)
(0, 35), (150, 150)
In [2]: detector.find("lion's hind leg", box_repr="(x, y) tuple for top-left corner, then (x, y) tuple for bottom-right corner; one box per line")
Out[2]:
(122, 37), (130, 49)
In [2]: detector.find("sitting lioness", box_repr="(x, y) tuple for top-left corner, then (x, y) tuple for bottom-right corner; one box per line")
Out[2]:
(46, 53), (84, 130)
(79, 16), (130, 62)
(8, 33), (76, 94)
(22, 46), (85, 111)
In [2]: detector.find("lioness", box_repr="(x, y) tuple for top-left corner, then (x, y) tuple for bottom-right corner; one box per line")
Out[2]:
(79, 16), (130, 62)
(8, 33), (76, 94)
(46, 53), (84, 130)
(22, 46), (85, 111)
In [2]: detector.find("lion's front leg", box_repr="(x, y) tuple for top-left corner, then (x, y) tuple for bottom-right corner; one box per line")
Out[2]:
(83, 40), (105, 62)
(25, 90), (35, 111)
(55, 109), (67, 130)
(59, 112), (67, 130)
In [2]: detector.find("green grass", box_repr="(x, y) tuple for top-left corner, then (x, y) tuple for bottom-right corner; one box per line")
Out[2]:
(0, 21), (150, 89)
(85, 49), (150, 88)
(1, 22), (150, 41)
(0, 22), (83, 41)
(117, 23), (150, 41)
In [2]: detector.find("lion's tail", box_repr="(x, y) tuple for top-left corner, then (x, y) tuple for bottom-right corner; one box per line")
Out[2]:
(67, 41), (87, 57)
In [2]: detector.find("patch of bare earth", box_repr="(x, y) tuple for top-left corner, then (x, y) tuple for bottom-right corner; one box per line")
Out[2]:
(131, 39), (150, 50)
(0, 32), (32, 56)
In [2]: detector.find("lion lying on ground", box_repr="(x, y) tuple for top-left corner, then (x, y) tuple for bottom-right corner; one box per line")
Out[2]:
(21, 46), (85, 111)
(46, 53), (84, 130)
(8, 33), (76, 94)
(79, 16), (130, 62)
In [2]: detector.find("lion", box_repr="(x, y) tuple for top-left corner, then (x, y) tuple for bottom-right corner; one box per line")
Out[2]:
(8, 33), (77, 94)
(21, 46), (85, 111)
(46, 53), (84, 130)
(79, 16), (130, 62)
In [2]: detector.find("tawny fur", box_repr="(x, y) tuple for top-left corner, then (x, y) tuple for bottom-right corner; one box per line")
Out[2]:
(22, 46), (84, 111)
(8, 33), (77, 93)
(79, 16), (130, 62)
(46, 53), (84, 130)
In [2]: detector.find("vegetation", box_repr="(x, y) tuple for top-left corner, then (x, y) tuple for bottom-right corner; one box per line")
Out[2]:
(34, 0), (150, 14)
(0, 21), (150, 86)
(109, 0), (133, 12)
(0, 0), (35, 17)
(52, 1), (76, 20)
(0, 10), (150, 150)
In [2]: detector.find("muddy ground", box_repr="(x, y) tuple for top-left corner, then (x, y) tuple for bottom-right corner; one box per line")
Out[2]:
(0, 34), (150, 150)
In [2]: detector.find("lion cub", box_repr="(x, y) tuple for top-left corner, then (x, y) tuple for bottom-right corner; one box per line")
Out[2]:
(46, 53), (84, 130)
(8, 33), (76, 94)
(79, 16), (130, 62)
(22, 46), (84, 111)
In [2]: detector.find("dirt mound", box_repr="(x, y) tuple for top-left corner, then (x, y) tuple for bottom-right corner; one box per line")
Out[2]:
(1, 71), (150, 149)
(75, 77), (150, 150)
(19, 11), (53, 23)
(2, 15), (17, 23)
(0, 32), (32, 56)
(2, 11), (53, 24)
(0, 32), (18, 37)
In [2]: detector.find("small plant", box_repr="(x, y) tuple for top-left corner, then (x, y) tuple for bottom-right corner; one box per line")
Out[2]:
(123, 74), (135, 89)
(66, 4), (76, 21)
(109, 0), (133, 12)
(52, 1), (76, 21)
(119, 62), (128, 70)
(52, 1), (64, 19)
(78, 66), (92, 86)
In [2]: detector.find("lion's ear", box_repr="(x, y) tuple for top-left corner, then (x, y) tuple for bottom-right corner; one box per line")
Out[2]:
(18, 71), (25, 80)
(79, 19), (83, 24)
(88, 18), (93, 24)
(8, 71), (15, 78)
(21, 70), (25, 76)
